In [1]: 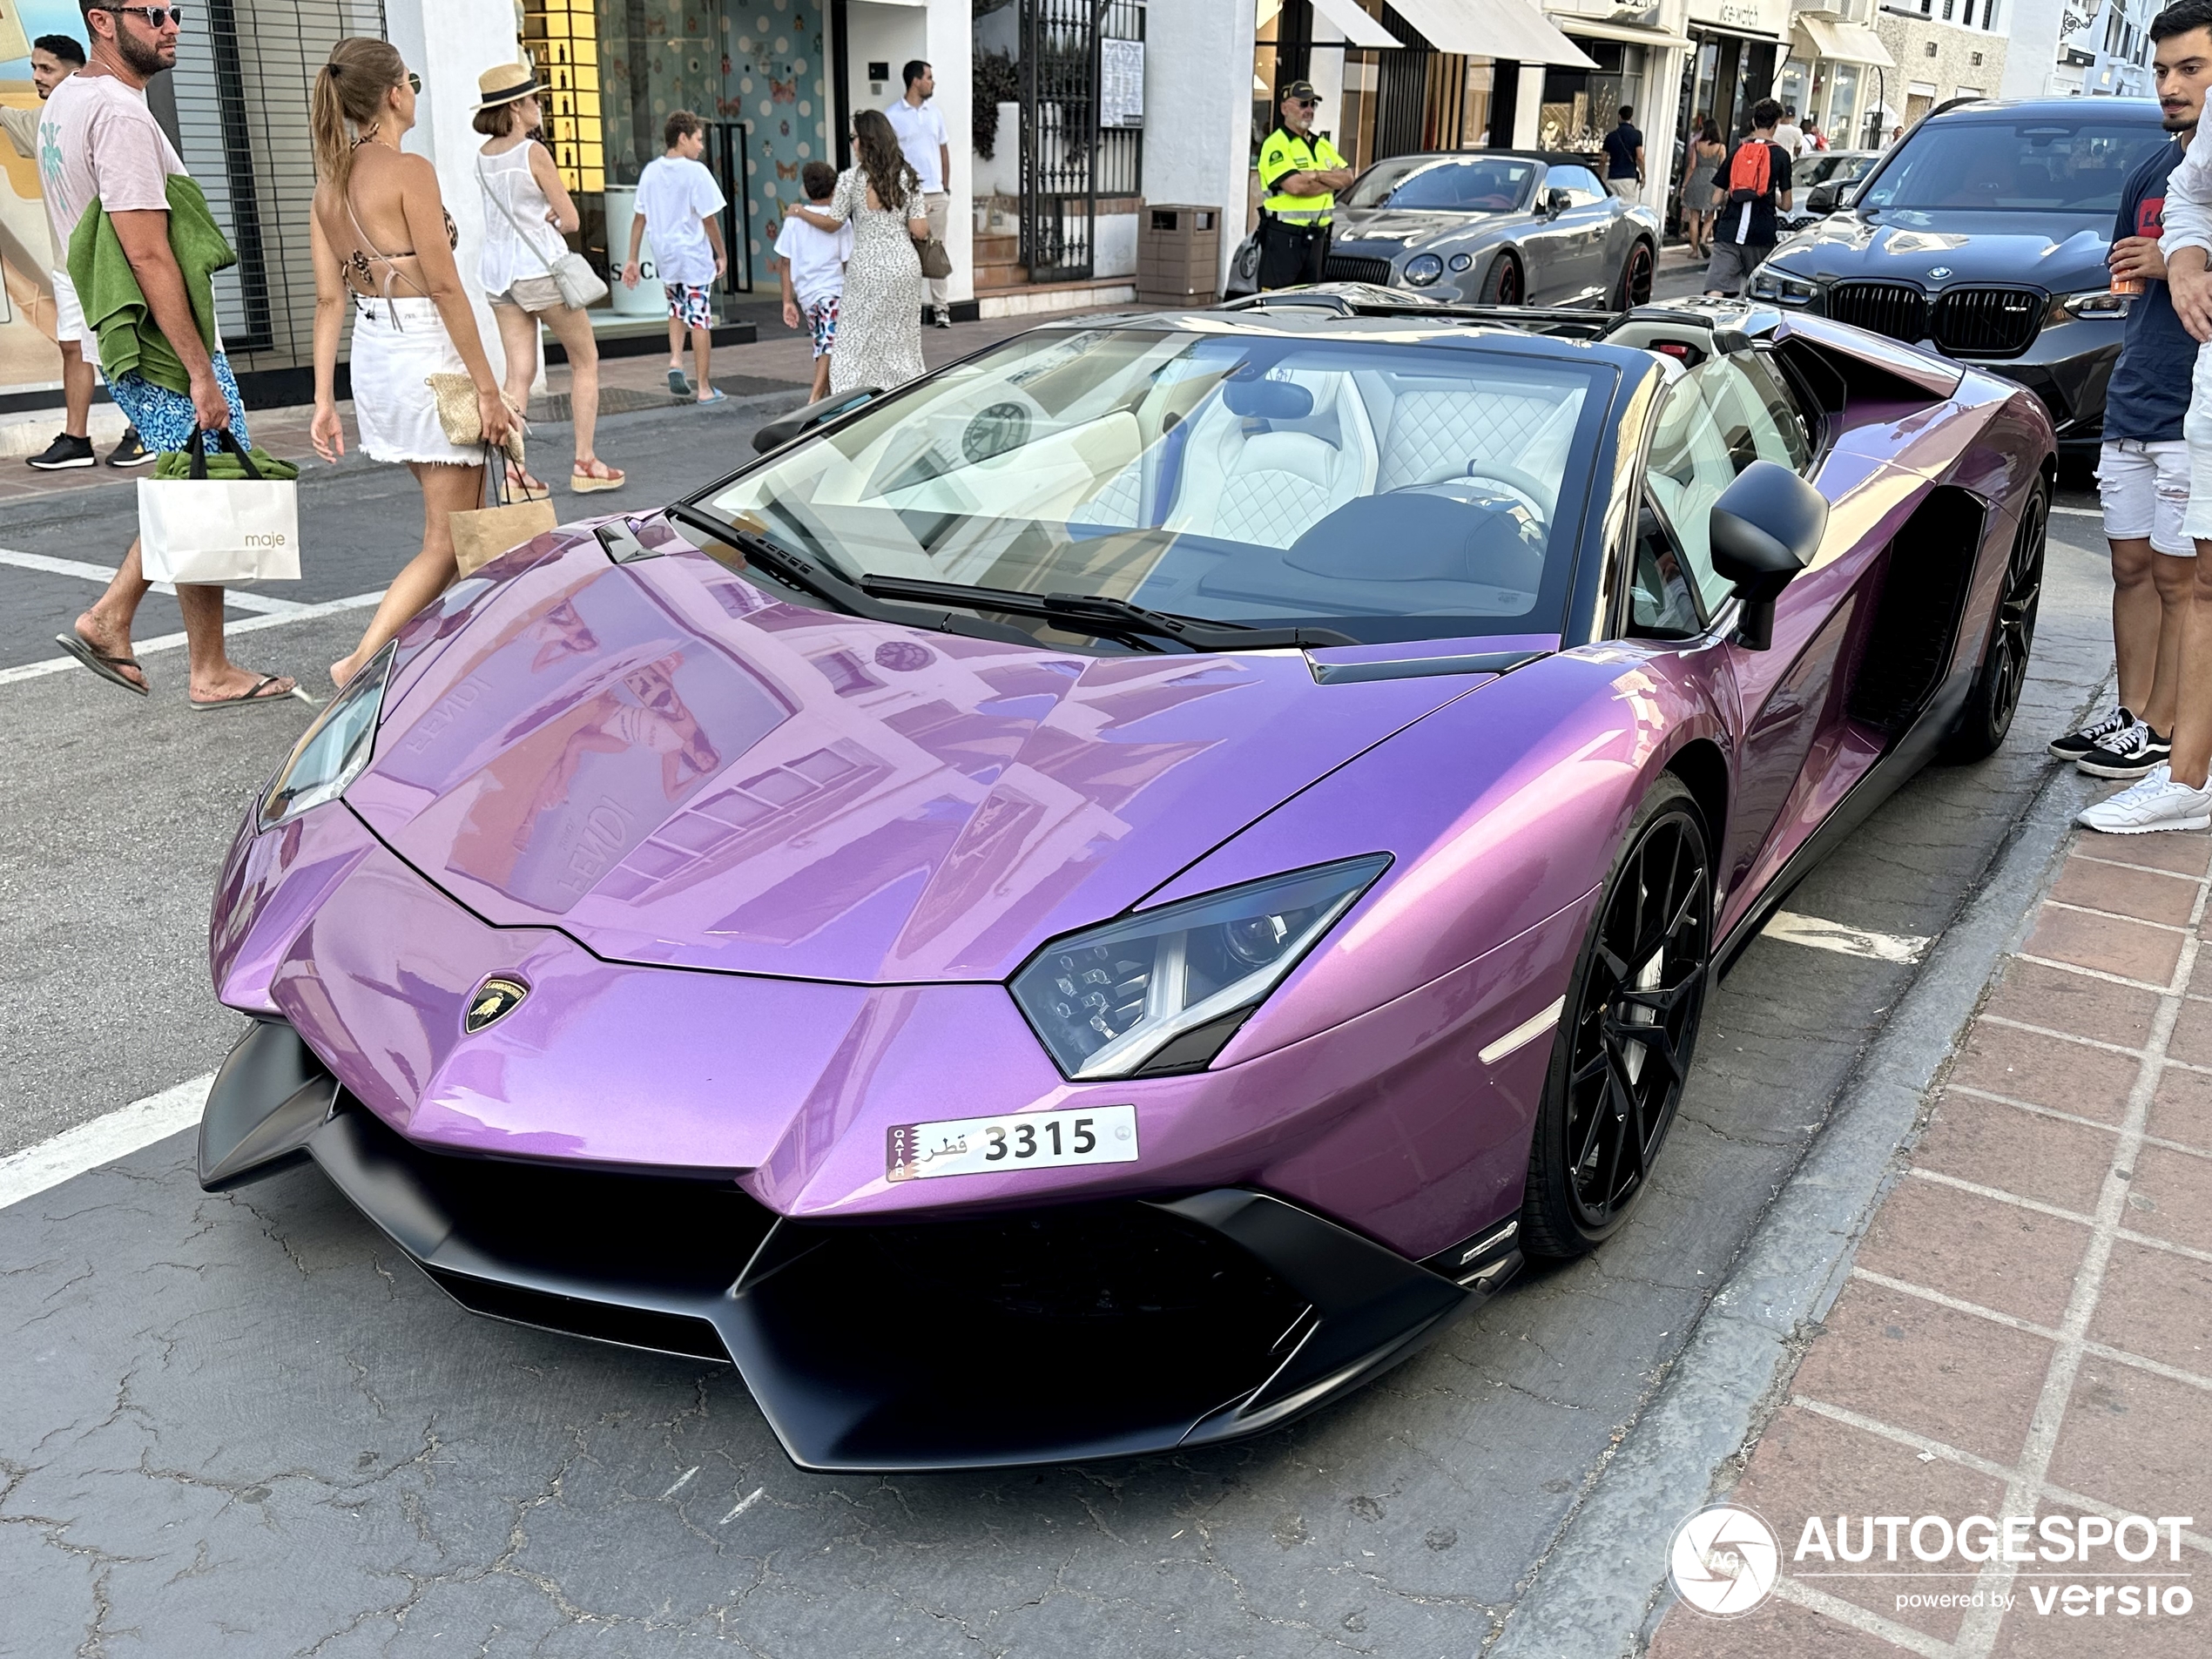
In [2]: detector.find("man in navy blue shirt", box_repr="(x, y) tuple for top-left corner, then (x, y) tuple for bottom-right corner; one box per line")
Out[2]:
(2063, 16), (2204, 790)
(1602, 106), (1642, 200)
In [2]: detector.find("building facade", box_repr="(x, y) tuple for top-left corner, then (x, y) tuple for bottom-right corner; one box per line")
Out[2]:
(1873, 0), (2006, 132)
(2000, 0), (2155, 98)
(1778, 2), (1899, 152)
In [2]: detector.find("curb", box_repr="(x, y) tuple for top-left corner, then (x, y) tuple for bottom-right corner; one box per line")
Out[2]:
(1487, 740), (2106, 1658)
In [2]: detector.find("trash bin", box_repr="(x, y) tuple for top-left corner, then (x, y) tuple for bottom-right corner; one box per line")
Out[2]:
(1137, 205), (1222, 305)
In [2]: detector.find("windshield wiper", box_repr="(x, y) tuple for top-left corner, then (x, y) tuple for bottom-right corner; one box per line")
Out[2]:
(664, 503), (1035, 646)
(857, 574), (1359, 651)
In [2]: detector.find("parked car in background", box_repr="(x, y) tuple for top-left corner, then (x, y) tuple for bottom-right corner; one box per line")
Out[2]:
(1778, 149), (1879, 233)
(1224, 150), (1660, 309)
(1748, 98), (2168, 456)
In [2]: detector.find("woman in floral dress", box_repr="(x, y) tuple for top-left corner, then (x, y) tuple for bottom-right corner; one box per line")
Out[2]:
(787, 109), (928, 395)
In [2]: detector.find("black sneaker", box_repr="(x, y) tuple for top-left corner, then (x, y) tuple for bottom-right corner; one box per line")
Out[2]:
(2077, 720), (2171, 780)
(105, 426), (152, 467)
(2049, 705), (2133, 762)
(27, 432), (94, 470)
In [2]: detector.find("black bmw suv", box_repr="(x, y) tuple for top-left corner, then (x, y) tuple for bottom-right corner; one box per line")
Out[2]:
(1748, 97), (2171, 456)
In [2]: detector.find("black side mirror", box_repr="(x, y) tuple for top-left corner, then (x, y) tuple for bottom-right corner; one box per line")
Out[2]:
(752, 388), (880, 455)
(1709, 460), (1826, 650)
(1546, 187), (1573, 217)
(1805, 184), (1838, 216)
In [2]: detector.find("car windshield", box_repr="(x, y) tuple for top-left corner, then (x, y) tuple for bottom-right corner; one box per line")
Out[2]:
(693, 327), (1610, 647)
(1345, 155), (1536, 212)
(1852, 118), (2167, 215)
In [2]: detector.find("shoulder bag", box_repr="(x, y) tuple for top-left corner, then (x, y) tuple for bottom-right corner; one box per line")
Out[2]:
(480, 153), (610, 311)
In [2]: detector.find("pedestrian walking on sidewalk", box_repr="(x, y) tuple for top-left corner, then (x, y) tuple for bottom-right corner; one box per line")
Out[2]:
(1602, 105), (1643, 201)
(1703, 99), (1793, 300)
(4, 31), (145, 470)
(307, 36), (514, 692)
(2101, 1), (2212, 831)
(2056, 39), (2202, 806)
(885, 59), (952, 328)
(1680, 118), (1725, 260)
(47, 1), (293, 708)
(785, 110), (927, 395)
(620, 111), (728, 403)
(471, 62), (623, 498)
(775, 159), (851, 404)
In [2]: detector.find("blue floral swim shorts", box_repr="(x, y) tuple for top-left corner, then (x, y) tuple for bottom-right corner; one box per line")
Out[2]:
(107, 352), (251, 453)
(664, 281), (712, 331)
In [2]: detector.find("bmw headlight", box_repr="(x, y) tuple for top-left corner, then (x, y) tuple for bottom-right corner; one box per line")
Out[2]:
(2056, 288), (2130, 321)
(259, 638), (396, 829)
(1403, 253), (1445, 287)
(1009, 855), (1391, 1080)
(1749, 267), (1818, 304)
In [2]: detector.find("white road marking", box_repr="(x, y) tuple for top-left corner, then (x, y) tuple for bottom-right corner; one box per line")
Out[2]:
(0, 547), (305, 613)
(0, 1072), (213, 1211)
(659, 1466), (700, 1500)
(1763, 909), (1931, 963)
(0, 589), (382, 688)
(719, 1487), (765, 1525)
(1478, 997), (1565, 1067)
(2049, 504), (2101, 519)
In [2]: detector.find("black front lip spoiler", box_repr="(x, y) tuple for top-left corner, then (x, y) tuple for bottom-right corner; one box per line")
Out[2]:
(201, 1021), (1520, 1473)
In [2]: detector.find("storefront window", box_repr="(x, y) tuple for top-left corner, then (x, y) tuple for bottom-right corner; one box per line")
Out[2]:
(1775, 57), (1807, 125)
(1462, 60), (1494, 150)
(1541, 42), (1643, 152)
(1825, 61), (1860, 147)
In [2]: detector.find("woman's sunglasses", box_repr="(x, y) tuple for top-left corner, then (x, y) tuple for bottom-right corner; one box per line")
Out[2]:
(407, 71), (422, 93)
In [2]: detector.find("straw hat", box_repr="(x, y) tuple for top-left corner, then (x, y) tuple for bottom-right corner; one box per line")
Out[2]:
(472, 64), (539, 111)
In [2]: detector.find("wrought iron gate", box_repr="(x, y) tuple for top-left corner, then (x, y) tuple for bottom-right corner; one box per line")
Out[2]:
(1020, 0), (1097, 282)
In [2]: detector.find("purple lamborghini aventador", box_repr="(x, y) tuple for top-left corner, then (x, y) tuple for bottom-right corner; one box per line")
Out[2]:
(201, 291), (2052, 1472)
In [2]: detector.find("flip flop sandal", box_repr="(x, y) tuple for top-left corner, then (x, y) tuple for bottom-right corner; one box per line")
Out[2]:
(190, 673), (296, 711)
(570, 462), (626, 494)
(695, 389), (728, 405)
(667, 368), (692, 396)
(54, 631), (149, 696)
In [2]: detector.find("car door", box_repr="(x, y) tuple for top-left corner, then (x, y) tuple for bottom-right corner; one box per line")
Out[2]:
(1527, 164), (1614, 302)
(1640, 349), (1858, 914)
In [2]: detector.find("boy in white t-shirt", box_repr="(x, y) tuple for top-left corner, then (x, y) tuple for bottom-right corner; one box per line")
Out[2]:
(620, 110), (727, 402)
(775, 161), (852, 402)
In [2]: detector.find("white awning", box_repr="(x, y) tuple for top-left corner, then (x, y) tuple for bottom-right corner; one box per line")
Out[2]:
(1310, 0), (1405, 49)
(1791, 17), (1898, 70)
(1554, 16), (1696, 51)
(1390, 0), (1599, 69)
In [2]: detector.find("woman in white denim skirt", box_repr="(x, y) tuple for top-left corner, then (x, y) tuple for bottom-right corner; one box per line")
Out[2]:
(472, 63), (623, 499)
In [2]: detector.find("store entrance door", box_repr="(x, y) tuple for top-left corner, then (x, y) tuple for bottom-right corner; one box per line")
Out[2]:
(702, 121), (756, 294)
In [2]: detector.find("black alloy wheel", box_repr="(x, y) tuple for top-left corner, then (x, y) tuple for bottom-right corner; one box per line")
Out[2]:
(1521, 777), (1711, 1258)
(1614, 239), (1656, 309)
(1481, 251), (1524, 306)
(1942, 482), (2047, 762)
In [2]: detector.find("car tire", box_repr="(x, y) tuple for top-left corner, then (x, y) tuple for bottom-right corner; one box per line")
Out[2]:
(1479, 249), (1524, 306)
(1612, 238), (1656, 309)
(1520, 775), (1712, 1260)
(1941, 480), (2047, 763)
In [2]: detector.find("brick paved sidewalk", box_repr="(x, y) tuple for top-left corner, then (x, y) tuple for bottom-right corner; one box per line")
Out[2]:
(1649, 827), (2212, 1657)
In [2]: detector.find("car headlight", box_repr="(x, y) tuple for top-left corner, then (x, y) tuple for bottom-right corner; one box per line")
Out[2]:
(1447, 252), (1473, 272)
(1403, 253), (1445, 287)
(1010, 855), (1391, 1079)
(2055, 288), (2130, 320)
(1749, 267), (1818, 304)
(259, 638), (396, 830)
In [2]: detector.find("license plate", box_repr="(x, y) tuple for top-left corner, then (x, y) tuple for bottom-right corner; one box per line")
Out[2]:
(887, 1104), (1138, 1182)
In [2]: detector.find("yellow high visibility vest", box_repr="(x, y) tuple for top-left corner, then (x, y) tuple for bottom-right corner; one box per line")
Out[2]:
(1258, 126), (1348, 226)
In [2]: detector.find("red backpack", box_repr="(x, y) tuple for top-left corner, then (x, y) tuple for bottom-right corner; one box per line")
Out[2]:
(1727, 141), (1772, 205)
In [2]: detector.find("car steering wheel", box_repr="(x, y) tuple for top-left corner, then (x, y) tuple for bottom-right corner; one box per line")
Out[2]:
(1396, 462), (1552, 523)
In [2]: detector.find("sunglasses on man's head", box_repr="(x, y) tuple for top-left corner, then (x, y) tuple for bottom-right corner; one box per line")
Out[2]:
(104, 4), (184, 26)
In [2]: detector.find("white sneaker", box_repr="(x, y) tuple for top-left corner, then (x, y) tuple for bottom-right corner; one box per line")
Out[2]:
(2078, 764), (2212, 834)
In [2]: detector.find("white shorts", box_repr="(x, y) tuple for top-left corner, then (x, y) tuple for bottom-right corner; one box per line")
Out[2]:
(2188, 343), (2212, 542)
(2098, 439), (2194, 555)
(50, 269), (99, 366)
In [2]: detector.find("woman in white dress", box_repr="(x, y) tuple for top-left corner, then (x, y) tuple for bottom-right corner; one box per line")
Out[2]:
(786, 109), (927, 395)
(472, 64), (623, 498)
(307, 37), (514, 690)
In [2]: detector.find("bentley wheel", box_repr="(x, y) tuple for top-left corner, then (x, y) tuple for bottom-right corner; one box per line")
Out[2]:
(1521, 776), (1711, 1258)
(1942, 481), (2047, 762)
(1480, 250), (1524, 306)
(1614, 239), (1656, 309)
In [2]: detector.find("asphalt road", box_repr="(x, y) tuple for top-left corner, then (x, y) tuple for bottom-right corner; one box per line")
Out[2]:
(0, 397), (2121, 1656)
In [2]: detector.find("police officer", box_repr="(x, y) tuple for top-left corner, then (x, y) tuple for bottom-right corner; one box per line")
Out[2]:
(1256, 79), (1355, 289)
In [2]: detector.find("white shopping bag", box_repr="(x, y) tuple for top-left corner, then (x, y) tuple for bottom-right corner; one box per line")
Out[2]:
(137, 429), (300, 584)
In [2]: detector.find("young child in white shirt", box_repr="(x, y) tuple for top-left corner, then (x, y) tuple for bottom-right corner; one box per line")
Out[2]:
(775, 161), (853, 403)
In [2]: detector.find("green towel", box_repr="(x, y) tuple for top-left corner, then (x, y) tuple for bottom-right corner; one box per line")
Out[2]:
(152, 443), (299, 481)
(68, 173), (236, 396)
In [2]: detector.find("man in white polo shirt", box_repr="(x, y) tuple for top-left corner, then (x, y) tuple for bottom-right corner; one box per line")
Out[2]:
(885, 58), (951, 327)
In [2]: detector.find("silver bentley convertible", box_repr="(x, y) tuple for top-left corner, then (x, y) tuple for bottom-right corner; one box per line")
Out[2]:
(1225, 151), (1662, 309)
